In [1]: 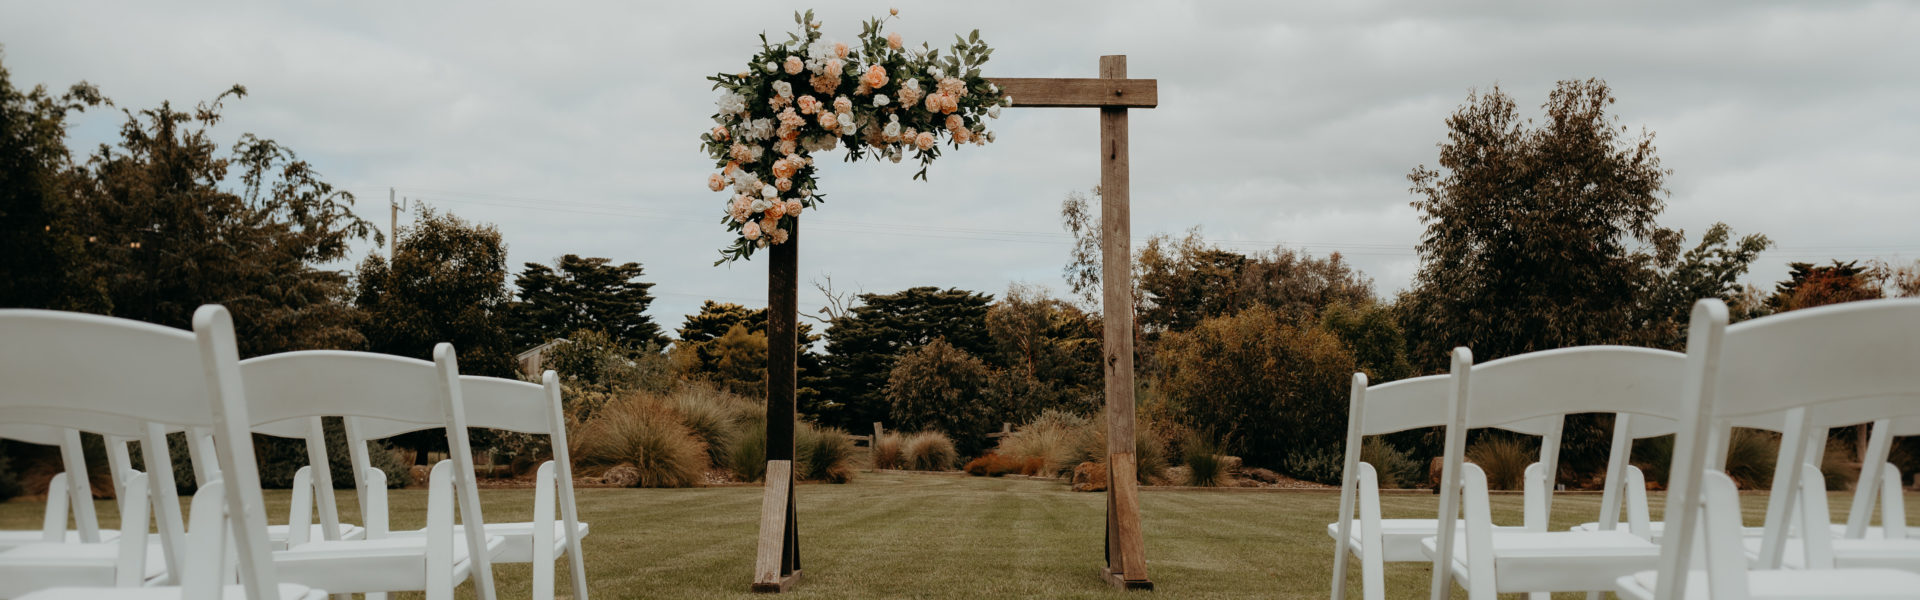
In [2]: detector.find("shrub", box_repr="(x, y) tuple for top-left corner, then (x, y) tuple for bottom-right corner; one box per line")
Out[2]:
(1361, 437), (1423, 489)
(871, 432), (906, 470)
(995, 410), (1089, 477)
(1465, 435), (1536, 491)
(245, 419), (412, 491)
(905, 431), (959, 471)
(1181, 431), (1226, 487)
(797, 425), (857, 483)
(1723, 428), (1780, 490)
(671, 386), (755, 468)
(1281, 447), (1344, 485)
(885, 340), (994, 454)
(728, 423), (768, 482)
(575, 393), (707, 488)
(964, 454), (1023, 477)
(1155, 306), (1357, 472)
(1820, 439), (1858, 492)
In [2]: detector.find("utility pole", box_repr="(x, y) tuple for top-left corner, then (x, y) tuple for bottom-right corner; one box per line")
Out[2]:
(385, 187), (397, 261)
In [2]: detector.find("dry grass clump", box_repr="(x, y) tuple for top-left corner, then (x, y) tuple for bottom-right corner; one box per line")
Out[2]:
(575, 393), (708, 488)
(1465, 435), (1535, 491)
(871, 432), (907, 470)
(994, 410), (1088, 477)
(905, 431), (958, 471)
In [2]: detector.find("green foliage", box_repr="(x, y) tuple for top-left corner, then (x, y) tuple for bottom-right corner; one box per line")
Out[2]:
(668, 383), (759, 468)
(244, 419), (411, 491)
(672, 301), (823, 408)
(1319, 301), (1413, 382)
(1769, 260), (1885, 314)
(543, 329), (674, 408)
(1633, 429), (1780, 490)
(1636, 223), (1774, 346)
(884, 338), (993, 454)
(1134, 229), (1375, 337)
(1466, 435), (1536, 491)
(1360, 437), (1423, 489)
(1, 59), (374, 355)
(1180, 430), (1226, 487)
(982, 284), (1103, 420)
(1156, 306), (1356, 473)
(507, 254), (664, 350)
(727, 417), (769, 482)
(1280, 447), (1344, 486)
(820, 287), (994, 429)
(0, 54), (107, 312)
(575, 392), (708, 488)
(355, 206), (514, 376)
(904, 431), (958, 471)
(871, 432), (906, 470)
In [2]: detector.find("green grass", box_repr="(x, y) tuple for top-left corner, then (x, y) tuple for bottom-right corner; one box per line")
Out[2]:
(3, 472), (1916, 599)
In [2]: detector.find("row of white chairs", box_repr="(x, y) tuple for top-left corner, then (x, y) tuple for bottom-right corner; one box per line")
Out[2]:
(1329, 297), (1920, 599)
(0, 306), (589, 600)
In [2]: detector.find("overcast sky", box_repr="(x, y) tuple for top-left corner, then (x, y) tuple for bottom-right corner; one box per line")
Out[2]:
(5, 1), (1917, 333)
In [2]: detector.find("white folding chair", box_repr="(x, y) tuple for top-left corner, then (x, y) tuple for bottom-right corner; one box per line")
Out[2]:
(0, 306), (323, 599)
(235, 417), (367, 551)
(1840, 418), (1915, 541)
(1426, 345), (1691, 600)
(239, 346), (502, 600)
(0, 425), (119, 549)
(1329, 371), (1572, 600)
(1619, 298), (1920, 599)
(1739, 408), (1920, 572)
(354, 371), (590, 600)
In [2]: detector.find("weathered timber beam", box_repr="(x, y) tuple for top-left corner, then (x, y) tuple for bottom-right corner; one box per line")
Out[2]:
(991, 77), (1158, 109)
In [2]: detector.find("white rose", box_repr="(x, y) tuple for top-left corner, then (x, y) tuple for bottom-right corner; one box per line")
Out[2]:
(889, 149), (903, 163)
(751, 198), (771, 212)
(988, 106), (1001, 119)
(759, 186), (777, 200)
(882, 121), (901, 139)
(764, 62), (777, 72)
(1002, 96), (1013, 107)
(929, 67), (942, 78)
(988, 83), (999, 94)
(873, 94), (890, 107)
(841, 120), (857, 136)
(773, 81), (793, 98)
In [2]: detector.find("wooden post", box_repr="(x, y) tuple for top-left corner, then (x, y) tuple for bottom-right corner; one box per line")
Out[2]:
(993, 55), (1156, 591)
(752, 222), (801, 593)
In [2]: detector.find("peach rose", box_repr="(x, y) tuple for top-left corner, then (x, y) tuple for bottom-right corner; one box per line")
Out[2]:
(774, 139), (797, 155)
(952, 128), (972, 144)
(834, 42), (849, 58)
(887, 32), (903, 49)
(783, 56), (804, 75)
(784, 200), (803, 216)
(937, 77), (967, 97)
(761, 216), (779, 233)
(711, 125), (729, 141)
(775, 177), (793, 192)
(766, 201), (787, 219)
(810, 73), (838, 94)
(772, 158), (797, 179)
(860, 65), (889, 90)
(796, 95), (821, 115)
(771, 227), (789, 245)
(743, 221), (762, 240)
(708, 173), (726, 192)
(818, 111), (839, 130)
(833, 95), (853, 114)
(825, 58), (844, 79)
(945, 114), (964, 132)
(897, 85), (921, 108)
(914, 131), (935, 150)
(729, 143), (754, 163)
(768, 94), (790, 111)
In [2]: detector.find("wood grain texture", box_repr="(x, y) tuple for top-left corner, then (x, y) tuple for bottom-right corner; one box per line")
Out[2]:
(1096, 54), (1152, 591)
(1108, 452), (1150, 583)
(992, 77), (1158, 108)
(753, 460), (794, 590)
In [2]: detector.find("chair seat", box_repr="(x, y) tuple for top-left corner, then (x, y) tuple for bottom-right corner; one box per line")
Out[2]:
(1741, 536), (1920, 571)
(1616, 567), (1920, 599)
(1576, 521), (1869, 541)
(18, 583), (326, 600)
(0, 530), (121, 550)
(273, 534), (505, 594)
(384, 520), (590, 563)
(0, 541), (170, 597)
(1327, 519), (1527, 563)
(1423, 530), (1660, 592)
(265, 524), (364, 550)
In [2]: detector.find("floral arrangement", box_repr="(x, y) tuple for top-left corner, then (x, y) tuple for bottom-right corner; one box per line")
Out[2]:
(701, 9), (1008, 263)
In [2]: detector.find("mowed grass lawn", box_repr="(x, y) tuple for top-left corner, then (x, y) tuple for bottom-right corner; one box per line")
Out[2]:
(4, 471), (1916, 599)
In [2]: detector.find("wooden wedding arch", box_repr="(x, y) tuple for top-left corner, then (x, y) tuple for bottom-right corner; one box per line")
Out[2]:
(753, 55), (1158, 593)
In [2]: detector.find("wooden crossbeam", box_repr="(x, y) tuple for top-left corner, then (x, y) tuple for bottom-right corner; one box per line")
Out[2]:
(993, 77), (1158, 109)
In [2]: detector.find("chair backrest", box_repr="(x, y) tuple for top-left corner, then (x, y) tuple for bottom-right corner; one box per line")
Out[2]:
(1655, 298), (1920, 600)
(0, 307), (280, 598)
